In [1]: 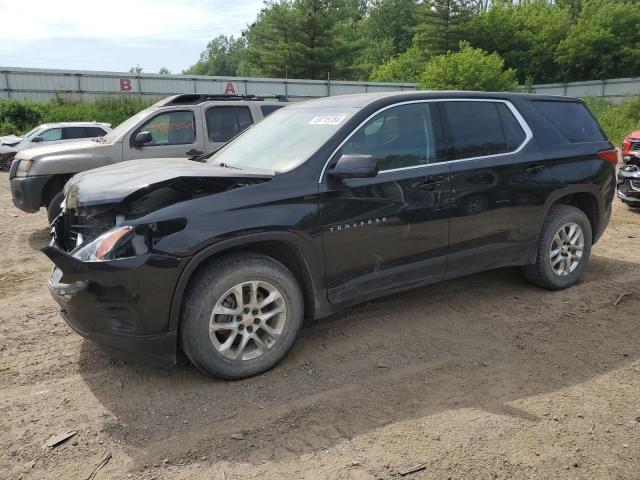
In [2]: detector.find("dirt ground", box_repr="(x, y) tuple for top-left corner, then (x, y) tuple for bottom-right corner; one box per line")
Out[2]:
(0, 172), (638, 480)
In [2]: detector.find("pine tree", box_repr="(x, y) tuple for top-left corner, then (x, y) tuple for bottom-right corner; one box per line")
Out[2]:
(413, 0), (475, 57)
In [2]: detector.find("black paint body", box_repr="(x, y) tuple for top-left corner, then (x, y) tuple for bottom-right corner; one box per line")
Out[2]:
(43, 92), (616, 366)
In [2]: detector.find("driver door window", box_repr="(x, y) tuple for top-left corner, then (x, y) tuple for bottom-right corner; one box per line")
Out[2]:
(39, 128), (63, 142)
(137, 111), (196, 146)
(340, 103), (438, 170)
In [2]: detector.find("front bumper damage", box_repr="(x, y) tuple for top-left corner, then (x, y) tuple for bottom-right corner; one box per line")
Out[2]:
(617, 163), (640, 206)
(43, 239), (187, 367)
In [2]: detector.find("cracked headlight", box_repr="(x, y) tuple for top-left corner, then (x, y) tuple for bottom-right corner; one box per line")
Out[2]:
(71, 226), (134, 262)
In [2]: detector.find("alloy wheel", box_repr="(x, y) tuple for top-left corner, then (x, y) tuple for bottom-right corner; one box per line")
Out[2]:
(209, 281), (286, 361)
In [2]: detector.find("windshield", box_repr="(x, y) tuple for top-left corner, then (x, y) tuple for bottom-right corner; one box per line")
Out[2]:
(208, 107), (358, 172)
(23, 127), (41, 139)
(101, 108), (155, 143)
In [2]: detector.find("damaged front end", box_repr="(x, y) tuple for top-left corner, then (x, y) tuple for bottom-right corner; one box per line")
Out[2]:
(617, 155), (640, 208)
(43, 162), (272, 366)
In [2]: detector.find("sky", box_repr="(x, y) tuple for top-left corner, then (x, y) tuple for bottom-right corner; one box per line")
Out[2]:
(0, 0), (264, 73)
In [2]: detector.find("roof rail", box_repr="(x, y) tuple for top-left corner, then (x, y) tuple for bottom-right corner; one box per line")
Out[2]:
(166, 94), (289, 105)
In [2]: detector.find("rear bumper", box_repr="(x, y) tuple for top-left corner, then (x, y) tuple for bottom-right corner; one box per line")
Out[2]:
(10, 175), (53, 212)
(45, 247), (188, 368)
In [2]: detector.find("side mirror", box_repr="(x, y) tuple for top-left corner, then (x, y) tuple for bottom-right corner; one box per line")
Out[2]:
(31, 136), (43, 143)
(134, 131), (153, 147)
(329, 154), (378, 179)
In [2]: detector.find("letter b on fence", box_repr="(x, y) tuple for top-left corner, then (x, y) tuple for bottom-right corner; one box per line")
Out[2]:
(120, 78), (132, 92)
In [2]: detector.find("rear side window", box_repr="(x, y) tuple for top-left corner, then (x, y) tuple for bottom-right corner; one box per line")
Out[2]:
(63, 127), (91, 139)
(206, 106), (254, 143)
(496, 103), (526, 151)
(86, 127), (107, 137)
(443, 101), (522, 159)
(260, 105), (284, 116)
(532, 101), (606, 143)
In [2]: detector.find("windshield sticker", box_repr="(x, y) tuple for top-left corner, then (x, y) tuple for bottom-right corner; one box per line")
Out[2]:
(309, 115), (347, 125)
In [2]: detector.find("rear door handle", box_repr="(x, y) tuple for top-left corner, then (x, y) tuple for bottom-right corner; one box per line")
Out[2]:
(526, 164), (545, 174)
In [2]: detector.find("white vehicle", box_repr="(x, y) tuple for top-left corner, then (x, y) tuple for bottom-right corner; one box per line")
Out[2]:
(0, 122), (111, 171)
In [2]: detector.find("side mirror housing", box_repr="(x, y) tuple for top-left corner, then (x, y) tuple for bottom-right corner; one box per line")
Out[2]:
(329, 154), (378, 179)
(134, 131), (153, 147)
(31, 136), (43, 143)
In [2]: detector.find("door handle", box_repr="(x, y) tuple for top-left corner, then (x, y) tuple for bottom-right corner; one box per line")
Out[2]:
(526, 164), (545, 174)
(186, 149), (203, 157)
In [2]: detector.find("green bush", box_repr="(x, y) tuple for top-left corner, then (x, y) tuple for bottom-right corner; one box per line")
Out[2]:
(584, 96), (640, 147)
(419, 41), (518, 92)
(0, 96), (153, 136)
(0, 100), (42, 134)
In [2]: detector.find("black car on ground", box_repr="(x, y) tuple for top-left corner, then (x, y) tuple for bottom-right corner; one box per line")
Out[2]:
(43, 91), (617, 379)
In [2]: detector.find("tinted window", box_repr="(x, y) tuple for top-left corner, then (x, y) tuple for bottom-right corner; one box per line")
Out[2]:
(236, 107), (253, 131)
(341, 103), (438, 170)
(86, 127), (107, 137)
(497, 103), (526, 151)
(63, 127), (90, 139)
(137, 111), (195, 145)
(532, 100), (606, 143)
(40, 128), (62, 141)
(206, 106), (254, 143)
(260, 105), (284, 116)
(443, 101), (513, 159)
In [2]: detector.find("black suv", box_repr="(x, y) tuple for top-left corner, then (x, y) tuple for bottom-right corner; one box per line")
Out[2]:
(44, 91), (616, 379)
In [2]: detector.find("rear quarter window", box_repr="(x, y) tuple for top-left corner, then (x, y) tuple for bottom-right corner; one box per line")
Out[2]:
(532, 101), (606, 143)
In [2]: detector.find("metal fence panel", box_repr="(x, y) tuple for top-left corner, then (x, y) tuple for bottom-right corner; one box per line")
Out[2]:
(0, 67), (416, 102)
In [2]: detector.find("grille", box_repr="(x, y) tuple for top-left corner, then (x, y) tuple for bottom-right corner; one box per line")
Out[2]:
(631, 179), (640, 190)
(0, 151), (17, 171)
(629, 140), (640, 151)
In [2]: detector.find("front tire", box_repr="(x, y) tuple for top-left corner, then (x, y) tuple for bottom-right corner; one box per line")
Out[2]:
(180, 253), (304, 379)
(47, 190), (65, 224)
(522, 205), (592, 290)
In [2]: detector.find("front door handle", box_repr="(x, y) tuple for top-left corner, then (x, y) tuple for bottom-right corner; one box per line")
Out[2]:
(526, 164), (545, 174)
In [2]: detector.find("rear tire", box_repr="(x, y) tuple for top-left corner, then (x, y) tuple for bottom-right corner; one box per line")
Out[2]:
(180, 253), (304, 379)
(47, 190), (65, 224)
(522, 205), (592, 290)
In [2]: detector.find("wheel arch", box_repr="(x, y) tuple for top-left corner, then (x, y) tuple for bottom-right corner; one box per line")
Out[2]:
(168, 232), (324, 332)
(41, 174), (74, 206)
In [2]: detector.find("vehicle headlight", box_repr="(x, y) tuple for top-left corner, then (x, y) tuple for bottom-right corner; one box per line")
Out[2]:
(15, 159), (34, 177)
(71, 226), (134, 262)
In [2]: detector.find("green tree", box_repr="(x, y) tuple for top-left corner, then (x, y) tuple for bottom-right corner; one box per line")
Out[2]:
(370, 45), (425, 82)
(353, 0), (419, 78)
(158, 67), (171, 75)
(467, 2), (571, 83)
(413, 0), (475, 57)
(419, 41), (517, 91)
(129, 64), (143, 74)
(555, 0), (640, 81)
(243, 0), (365, 80)
(184, 35), (248, 76)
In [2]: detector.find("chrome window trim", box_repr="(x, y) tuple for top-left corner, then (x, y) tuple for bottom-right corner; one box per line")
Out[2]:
(318, 98), (534, 183)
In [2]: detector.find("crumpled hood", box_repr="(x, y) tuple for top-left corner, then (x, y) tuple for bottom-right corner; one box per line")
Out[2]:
(64, 157), (274, 208)
(0, 135), (23, 146)
(16, 139), (101, 160)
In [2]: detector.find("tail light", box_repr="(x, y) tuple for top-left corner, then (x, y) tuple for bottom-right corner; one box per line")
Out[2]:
(622, 139), (631, 155)
(597, 149), (619, 166)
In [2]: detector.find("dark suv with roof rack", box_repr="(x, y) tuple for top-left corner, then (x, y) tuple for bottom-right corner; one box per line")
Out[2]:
(43, 91), (616, 380)
(10, 94), (288, 222)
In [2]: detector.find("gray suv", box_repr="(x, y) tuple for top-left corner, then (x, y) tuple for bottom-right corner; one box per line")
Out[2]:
(10, 94), (288, 222)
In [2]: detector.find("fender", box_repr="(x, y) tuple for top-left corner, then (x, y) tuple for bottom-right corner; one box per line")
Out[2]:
(167, 231), (326, 331)
(527, 184), (603, 263)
